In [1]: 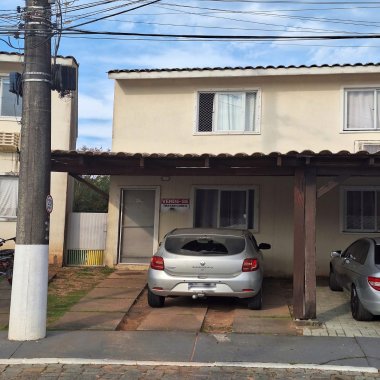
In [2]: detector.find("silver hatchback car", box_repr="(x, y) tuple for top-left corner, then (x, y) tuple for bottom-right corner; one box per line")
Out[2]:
(147, 228), (271, 310)
(329, 237), (380, 321)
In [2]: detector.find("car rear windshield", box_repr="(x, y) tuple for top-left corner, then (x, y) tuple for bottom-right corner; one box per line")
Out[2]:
(375, 245), (380, 265)
(165, 235), (246, 255)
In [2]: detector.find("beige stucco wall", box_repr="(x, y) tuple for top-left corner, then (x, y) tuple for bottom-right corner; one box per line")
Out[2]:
(107, 69), (380, 276)
(105, 174), (380, 277)
(112, 73), (380, 154)
(0, 55), (78, 264)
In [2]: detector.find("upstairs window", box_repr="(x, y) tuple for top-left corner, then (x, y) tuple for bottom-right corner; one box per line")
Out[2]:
(0, 77), (22, 118)
(197, 91), (258, 133)
(344, 89), (380, 131)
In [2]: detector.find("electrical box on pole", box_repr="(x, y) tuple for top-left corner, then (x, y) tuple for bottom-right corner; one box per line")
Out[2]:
(8, 0), (52, 341)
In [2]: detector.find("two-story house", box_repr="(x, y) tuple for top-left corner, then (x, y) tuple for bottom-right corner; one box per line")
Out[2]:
(104, 64), (380, 281)
(0, 51), (78, 265)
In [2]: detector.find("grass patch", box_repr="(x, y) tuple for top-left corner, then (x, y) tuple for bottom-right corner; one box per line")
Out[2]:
(47, 291), (87, 324)
(76, 266), (113, 278)
(47, 266), (114, 327)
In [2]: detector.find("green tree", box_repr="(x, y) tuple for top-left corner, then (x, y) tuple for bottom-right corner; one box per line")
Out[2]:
(73, 174), (109, 212)
(73, 146), (110, 213)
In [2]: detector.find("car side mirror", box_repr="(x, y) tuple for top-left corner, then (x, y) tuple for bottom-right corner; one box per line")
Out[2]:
(330, 250), (342, 258)
(258, 243), (271, 250)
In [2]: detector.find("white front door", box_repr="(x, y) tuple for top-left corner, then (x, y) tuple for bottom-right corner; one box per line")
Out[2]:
(119, 189), (157, 263)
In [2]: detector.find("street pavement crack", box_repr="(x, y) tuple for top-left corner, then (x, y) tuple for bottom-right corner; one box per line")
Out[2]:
(354, 335), (372, 368)
(190, 332), (200, 362)
(320, 355), (368, 366)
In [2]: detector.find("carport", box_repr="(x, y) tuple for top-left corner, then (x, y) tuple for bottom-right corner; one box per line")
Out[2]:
(51, 149), (380, 320)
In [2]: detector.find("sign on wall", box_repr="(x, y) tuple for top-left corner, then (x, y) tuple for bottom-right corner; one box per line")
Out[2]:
(161, 198), (190, 212)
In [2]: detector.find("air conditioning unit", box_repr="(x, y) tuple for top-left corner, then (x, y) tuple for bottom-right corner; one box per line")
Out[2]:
(355, 140), (380, 154)
(0, 132), (20, 152)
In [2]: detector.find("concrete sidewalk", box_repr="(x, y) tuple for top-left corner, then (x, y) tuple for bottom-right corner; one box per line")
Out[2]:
(1, 269), (380, 376)
(49, 270), (146, 331)
(0, 330), (379, 371)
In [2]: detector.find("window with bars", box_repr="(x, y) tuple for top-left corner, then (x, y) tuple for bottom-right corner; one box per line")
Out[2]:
(197, 91), (258, 133)
(343, 187), (380, 232)
(0, 77), (21, 117)
(344, 88), (380, 131)
(194, 187), (257, 230)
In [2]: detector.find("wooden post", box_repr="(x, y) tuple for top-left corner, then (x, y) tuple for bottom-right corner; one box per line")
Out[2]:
(293, 168), (306, 319)
(293, 167), (317, 320)
(304, 168), (316, 319)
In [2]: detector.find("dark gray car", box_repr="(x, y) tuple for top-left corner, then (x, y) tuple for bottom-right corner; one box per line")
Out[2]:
(329, 237), (380, 321)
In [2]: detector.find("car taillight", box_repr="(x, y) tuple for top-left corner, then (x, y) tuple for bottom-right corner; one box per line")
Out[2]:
(368, 276), (380, 291)
(242, 258), (259, 272)
(150, 256), (164, 270)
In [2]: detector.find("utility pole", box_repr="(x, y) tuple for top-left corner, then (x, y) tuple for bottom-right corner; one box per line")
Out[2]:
(8, 0), (52, 340)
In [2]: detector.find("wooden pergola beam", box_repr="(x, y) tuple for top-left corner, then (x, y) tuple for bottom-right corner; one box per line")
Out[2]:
(317, 174), (350, 199)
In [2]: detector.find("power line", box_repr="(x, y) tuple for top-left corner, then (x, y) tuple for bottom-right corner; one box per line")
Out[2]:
(66, 0), (162, 28)
(62, 28), (380, 40)
(61, 34), (380, 47)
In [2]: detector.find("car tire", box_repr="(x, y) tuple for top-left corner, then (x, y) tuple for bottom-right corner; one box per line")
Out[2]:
(247, 288), (262, 310)
(329, 269), (342, 291)
(351, 286), (373, 321)
(147, 288), (165, 308)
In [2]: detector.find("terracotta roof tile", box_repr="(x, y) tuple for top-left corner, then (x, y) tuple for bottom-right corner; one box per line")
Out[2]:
(108, 62), (380, 74)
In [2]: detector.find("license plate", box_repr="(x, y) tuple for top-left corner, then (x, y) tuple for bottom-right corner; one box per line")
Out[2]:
(188, 282), (215, 289)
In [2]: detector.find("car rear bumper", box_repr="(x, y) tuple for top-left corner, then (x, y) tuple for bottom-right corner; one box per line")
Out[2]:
(360, 288), (380, 315)
(148, 268), (262, 299)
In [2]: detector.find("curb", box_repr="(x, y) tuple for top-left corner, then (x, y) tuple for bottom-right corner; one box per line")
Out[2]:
(0, 358), (377, 373)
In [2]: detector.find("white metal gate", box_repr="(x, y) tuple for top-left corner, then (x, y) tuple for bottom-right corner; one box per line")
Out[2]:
(66, 212), (107, 266)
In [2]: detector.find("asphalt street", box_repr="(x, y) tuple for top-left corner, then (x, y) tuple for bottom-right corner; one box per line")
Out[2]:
(0, 330), (379, 378)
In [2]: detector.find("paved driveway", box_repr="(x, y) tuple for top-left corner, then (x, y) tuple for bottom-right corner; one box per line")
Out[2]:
(119, 275), (380, 338)
(2, 270), (380, 337)
(303, 279), (380, 338)
(119, 278), (299, 335)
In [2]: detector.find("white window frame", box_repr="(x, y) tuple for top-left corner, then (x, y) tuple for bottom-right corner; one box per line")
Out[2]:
(354, 140), (380, 153)
(192, 185), (259, 231)
(195, 89), (261, 135)
(0, 75), (22, 119)
(341, 186), (380, 233)
(343, 87), (380, 132)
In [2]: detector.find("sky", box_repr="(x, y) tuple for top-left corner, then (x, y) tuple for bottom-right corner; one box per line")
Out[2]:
(3, 0), (380, 149)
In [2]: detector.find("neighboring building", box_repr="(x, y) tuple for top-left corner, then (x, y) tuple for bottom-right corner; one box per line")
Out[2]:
(105, 63), (380, 277)
(0, 52), (78, 265)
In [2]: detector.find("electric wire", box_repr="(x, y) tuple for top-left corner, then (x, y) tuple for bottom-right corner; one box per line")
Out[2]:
(2, 0), (380, 50)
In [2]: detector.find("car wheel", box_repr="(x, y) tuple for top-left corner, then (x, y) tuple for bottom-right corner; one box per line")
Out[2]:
(351, 286), (373, 321)
(247, 288), (262, 310)
(329, 269), (342, 291)
(147, 288), (165, 308)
